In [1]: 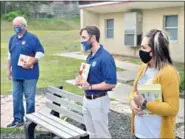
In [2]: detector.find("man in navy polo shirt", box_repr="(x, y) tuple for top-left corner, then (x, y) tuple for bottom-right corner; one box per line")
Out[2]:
(6, 16), (44, 127)
(75, 26), (117, 138)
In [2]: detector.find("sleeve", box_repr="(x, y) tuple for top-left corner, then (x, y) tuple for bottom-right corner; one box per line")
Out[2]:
(35, 52), (44, 60)
(8, 51), (11, 60)
(101, 56), (117, 84)
(34, 37), (44, 54)
(146, 67), (180, 116)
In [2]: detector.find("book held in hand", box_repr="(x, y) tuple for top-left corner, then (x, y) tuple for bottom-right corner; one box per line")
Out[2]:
(138, 84), (162, 116)
(18, 54), (34, 69)
(78, 63), (90, 84)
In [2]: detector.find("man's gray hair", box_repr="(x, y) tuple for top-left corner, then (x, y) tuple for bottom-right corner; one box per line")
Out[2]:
(13, 16), (27, 26)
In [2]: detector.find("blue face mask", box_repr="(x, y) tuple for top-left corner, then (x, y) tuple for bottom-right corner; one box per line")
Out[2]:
(14, 26), (22, 34)
(81, 41), (92, 51)
(81, 37), (92, 51)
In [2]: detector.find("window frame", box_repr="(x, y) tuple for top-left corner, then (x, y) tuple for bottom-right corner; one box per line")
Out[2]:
(105, 18), (114, 39)
(163, 15), (178, 43)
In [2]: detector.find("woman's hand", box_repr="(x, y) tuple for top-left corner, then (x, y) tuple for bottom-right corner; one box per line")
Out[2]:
(134, 91), (145, 106)
(130, 100), (144, 116)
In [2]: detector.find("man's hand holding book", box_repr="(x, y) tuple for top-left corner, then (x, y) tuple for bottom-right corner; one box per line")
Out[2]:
(18, 54), (37, 69)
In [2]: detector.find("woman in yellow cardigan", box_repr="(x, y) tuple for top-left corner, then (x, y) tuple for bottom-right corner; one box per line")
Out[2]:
(129, 29), (180, 139)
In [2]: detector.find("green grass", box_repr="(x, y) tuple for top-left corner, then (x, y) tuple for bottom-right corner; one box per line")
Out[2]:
(1, 17), (80, 31)
(0, 16), (124, 95)
(0, 29), (124, 95)
(1, 29), (85, 95)
(117, 67), (125, 72)
(1, 127), (24, 133)
(110, 98), (116, 101)
(174, 63), (184, 90)
(1, 17), (82, 95)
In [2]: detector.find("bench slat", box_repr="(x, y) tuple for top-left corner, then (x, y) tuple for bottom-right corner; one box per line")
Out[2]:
(46, 93), (82, 113)
(26, 114), (72, 139)
(46, 101), (84, 124)
(33, 113), (80, 137)
(47, 86), (83, 103)
(38, 107), (87, 135)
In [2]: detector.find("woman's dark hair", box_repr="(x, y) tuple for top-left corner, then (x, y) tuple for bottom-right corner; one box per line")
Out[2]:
(146, 29), (173, 70)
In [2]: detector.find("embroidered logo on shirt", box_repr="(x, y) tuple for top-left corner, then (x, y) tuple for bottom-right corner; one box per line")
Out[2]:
(92, 61), (96, 67)
(22, 41), (26, 45)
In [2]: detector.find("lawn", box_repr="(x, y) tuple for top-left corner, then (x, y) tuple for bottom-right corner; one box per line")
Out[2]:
(1, 28), (86, 95)
(1, 17), (80, 31)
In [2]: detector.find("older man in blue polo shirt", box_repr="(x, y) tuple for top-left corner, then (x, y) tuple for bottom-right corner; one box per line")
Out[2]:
(75, 26), (117, 138)
(6, 16), (44, 127)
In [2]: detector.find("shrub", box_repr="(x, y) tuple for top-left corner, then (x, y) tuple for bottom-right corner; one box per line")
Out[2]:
(3, 10), (28, 21)
(180, 79), (184, 91)
(3, 11), (20, 21)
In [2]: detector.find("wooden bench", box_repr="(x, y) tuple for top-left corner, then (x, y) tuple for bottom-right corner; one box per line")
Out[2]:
(24, 86), (89, 139)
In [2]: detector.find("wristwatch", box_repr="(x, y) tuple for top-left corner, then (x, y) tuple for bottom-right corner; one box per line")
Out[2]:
(141, 100), (147, 110)
(88, 85), (92, 90)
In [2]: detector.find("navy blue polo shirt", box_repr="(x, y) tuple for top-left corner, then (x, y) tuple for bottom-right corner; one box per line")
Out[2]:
(85, 45), (117, 95)
(9, 31), (44, 80)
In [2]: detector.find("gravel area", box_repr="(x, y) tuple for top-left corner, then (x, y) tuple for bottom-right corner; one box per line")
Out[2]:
(66, 109), (132, 138)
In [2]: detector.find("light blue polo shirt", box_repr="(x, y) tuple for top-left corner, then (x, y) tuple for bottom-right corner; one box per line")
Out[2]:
(85, 45), (117, 95)
(9, 31), (44, 80)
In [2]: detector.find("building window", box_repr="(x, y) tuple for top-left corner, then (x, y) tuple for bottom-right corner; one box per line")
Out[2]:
(106, 19), (114, 39)
(164, 15), (178, 41)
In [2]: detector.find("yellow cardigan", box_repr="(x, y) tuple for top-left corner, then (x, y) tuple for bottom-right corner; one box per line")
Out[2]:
(129, 63), (180, 138)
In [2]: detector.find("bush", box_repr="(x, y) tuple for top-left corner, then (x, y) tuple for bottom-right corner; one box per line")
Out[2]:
(3, 10), (28, 21)
(19, 8), (29, 17)
(3, 11), (20, 21)
(180, 79), (184, 91)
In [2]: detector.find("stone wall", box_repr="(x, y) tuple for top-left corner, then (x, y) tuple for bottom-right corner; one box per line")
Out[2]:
(3, 1), (80, 18)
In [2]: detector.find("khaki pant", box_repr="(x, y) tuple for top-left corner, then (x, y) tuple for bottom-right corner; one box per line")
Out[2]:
(82, 95), (111, 138)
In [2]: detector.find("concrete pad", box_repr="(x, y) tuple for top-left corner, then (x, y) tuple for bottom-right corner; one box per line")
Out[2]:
(115, 59), (139, 72)
(66, 79), (75, 85)
(54, 52), (87, 61)
(110, 101), (132, 114)
(65, 79), (82, 89)
(108, 83), (133, 104)
(117, 71), (137, 83)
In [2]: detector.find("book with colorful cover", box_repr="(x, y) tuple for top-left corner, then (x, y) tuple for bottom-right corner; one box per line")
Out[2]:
(137, 84), (162, 116)
(18, 54), (34, 69)
(78, 63), (90, 84)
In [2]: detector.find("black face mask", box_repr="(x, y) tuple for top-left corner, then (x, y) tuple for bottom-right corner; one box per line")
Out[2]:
(139, 50), (152, 63)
